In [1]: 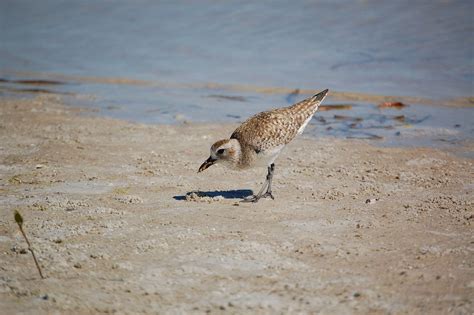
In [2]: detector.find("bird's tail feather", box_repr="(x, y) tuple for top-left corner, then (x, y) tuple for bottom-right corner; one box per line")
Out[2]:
(289, 89), (329, 113)
(311, 89), (329, 103)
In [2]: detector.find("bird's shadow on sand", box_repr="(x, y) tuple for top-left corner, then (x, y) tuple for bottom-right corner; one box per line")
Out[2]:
(173, 189), (253, 201)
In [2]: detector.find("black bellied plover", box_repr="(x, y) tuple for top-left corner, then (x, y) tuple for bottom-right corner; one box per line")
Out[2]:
(198, 89), (329, 202)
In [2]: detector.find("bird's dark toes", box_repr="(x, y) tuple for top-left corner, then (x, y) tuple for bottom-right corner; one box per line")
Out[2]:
(262, 192), (275, 200)
(241, 192), (274, 203)
(241, 195), (261, 203)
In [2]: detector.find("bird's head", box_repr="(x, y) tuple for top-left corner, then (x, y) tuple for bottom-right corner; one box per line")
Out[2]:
(198, 139), (241, 172)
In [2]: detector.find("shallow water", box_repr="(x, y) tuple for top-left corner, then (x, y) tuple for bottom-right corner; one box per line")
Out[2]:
(0, 0), (473, 150)
(308, 101), (474, 150)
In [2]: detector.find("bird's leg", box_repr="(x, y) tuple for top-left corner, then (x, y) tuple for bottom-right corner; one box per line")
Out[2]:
(261, 163), (275, 199)
(242, 180), (268, 203)
(242, 163), (275, 203)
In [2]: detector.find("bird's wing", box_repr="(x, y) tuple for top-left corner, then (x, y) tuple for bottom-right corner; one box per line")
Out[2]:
(230, 109), (303, 153)
(231, 90), (328, 153)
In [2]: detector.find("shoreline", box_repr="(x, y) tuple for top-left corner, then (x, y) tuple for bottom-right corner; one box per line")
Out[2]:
(1, 79), (473, 157)
(0, 95), (472, 314)
(1, 70), (473, 107)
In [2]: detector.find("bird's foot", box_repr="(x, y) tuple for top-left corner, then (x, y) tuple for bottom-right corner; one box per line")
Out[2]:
(241, 191), (274, 203)
(261, 191), (275, 200)
(241, 195), (261, 203)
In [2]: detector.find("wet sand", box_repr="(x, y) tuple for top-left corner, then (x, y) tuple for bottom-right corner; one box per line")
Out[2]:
(2, 70), (474, 107)
(0, 95), (473, 314)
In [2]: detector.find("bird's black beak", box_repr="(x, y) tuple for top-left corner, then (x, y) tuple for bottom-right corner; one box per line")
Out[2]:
(198, 156), (217, 173)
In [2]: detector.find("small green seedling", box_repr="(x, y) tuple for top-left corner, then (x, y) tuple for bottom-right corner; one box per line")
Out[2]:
(14, 210), (45, 279)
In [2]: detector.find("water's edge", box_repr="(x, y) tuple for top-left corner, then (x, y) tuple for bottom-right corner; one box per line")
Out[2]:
(1, 73), (472, 158)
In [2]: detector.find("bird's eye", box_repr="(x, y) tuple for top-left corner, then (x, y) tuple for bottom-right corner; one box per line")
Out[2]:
(217, 149), (225, 155)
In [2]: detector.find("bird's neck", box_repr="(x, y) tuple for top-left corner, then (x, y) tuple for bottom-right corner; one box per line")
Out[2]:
(227, 138), (244, 168)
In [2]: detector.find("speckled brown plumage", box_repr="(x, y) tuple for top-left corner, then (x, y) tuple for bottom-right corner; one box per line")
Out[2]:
(230, 89), (328, 167)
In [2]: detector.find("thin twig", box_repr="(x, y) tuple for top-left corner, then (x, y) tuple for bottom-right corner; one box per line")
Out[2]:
(14, 210), (45, 279)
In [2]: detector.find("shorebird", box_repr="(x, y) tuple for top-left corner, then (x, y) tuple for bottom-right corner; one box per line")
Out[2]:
(198, 89), (329, 202)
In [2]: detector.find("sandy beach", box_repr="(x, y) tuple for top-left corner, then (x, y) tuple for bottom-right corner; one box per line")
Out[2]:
(0, 95), (472, 314)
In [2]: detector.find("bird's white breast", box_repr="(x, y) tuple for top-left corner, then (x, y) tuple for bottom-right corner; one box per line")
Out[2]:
(255, 144), (285, 167)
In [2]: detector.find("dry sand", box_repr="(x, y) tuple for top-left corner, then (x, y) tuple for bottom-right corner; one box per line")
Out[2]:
(0, 95), (472, 314)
